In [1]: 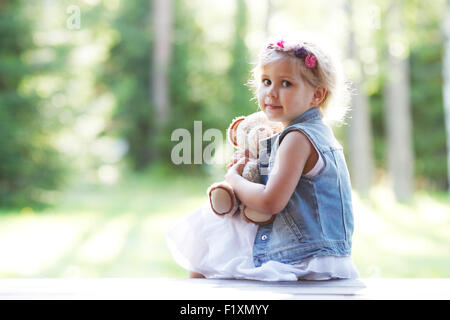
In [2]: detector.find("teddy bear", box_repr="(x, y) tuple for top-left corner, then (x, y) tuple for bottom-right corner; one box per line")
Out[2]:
(206, 111), (284, 224)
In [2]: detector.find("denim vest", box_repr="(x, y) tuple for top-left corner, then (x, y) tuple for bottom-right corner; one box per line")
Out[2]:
(254, 107), (354, 267)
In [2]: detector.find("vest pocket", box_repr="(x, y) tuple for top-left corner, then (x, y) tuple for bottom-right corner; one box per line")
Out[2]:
(280, 209), (303, 241)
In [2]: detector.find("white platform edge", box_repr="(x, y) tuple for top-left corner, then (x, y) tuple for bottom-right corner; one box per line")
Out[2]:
(0, 278), (449, 300)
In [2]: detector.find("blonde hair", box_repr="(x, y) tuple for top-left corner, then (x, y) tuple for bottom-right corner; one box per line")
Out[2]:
(248, 31), (352, 125)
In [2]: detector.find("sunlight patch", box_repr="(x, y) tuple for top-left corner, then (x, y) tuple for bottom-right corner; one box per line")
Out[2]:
(77, 214), (133, 264)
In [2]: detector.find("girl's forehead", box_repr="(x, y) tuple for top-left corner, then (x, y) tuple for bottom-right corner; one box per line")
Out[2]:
(260, 57), (302, 78)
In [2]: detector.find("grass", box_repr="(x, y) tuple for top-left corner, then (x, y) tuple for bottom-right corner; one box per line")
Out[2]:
(352, 186), (450, 278)
(0, 170), (449, 278)
(0, 169), (215, 278)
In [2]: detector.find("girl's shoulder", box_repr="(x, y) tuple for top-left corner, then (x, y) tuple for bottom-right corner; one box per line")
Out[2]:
(280, 121), (342, 152)
(278, 128), (319, 172)
(277, 129), (315, 163)
(279, 128), (311, 148)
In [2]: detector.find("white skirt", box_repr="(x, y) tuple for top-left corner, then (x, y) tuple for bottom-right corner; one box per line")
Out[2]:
(166, 202), (360, 281)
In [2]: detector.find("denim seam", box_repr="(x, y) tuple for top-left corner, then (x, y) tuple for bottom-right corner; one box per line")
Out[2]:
(332, 150), (347, 241)
(258, 240), (350, 261)
(281, 209), (304, 241)
(264, 240), (349, 256)
(310, 182), (324, 237)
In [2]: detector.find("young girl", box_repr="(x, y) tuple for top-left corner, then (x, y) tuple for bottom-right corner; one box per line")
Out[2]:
(166, 31), (359, 281)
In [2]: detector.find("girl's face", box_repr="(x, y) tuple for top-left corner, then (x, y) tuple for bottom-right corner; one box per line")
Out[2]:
(257, 57), (316, 127)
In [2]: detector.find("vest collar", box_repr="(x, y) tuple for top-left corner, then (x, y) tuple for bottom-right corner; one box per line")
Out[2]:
(287, 107), (322, 126)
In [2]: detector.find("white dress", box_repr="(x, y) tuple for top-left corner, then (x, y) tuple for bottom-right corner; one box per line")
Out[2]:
(166, 148), (360, 281)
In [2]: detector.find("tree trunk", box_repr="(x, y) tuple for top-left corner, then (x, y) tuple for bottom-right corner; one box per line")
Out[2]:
(344, 0), (375, 196)
(384, 0), (414, 201)
(442, 0), (450, 192)
(152, 0), (172, 126)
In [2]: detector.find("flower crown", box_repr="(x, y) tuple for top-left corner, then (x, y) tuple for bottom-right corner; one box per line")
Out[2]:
(266, 40), (317, 69)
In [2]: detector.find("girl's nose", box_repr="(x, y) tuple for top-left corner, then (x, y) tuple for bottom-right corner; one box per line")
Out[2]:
(268, 85), (278, 98)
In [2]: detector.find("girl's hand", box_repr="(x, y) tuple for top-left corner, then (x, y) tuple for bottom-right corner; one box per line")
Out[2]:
(226, 150), (249, 170)
(225, 157), (248, 184)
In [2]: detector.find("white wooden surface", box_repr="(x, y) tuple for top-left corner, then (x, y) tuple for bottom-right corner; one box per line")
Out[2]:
(0, 278), (449, 300)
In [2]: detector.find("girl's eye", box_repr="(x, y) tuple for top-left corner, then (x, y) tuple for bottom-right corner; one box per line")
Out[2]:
(263, 79), (271, 86)
(282, 80), (292, 87)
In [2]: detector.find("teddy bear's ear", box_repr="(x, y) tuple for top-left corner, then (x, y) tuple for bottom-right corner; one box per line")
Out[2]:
(227, 116), (245, 147)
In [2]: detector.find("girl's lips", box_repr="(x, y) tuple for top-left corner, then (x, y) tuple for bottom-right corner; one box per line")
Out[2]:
(266, 104), (282, 110)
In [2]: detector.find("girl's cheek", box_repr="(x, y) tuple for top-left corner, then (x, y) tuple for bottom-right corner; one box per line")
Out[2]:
(257, 90), (265, 105)
(259, 85), (269, 97)
(258, 99), (264, 110)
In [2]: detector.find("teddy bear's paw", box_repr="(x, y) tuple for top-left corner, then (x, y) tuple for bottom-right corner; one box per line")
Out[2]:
(208, 184), (238, 216)
(242, 206), (275, 224)
(242, 160), (260, 183)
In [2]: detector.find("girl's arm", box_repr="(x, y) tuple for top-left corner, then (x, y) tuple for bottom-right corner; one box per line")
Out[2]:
(225, 130), (313, 215)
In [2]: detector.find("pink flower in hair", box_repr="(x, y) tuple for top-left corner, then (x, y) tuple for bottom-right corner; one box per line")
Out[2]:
(305, 54), (317, 68)
(276, 40), (285, 48)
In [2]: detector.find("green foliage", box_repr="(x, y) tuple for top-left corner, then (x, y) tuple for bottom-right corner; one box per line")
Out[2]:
(0, 1), (66, 208)
(405, 0), (447, 189)
(367, 0), (448, 190)
(410, 40), (448, 189)
(2, 0), (450, 212)
(227, 0), (255, 118)
(99, 0), (154, 170)
(99, 0), (224, 172)
(162, 0), (219, 172)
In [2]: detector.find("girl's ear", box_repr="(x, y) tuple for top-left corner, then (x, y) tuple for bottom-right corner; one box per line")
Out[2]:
(227, 116), (246, 147)
(311, 86), (327, 107)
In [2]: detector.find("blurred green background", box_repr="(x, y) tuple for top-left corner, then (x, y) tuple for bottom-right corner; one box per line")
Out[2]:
(0, 0), (449, 278)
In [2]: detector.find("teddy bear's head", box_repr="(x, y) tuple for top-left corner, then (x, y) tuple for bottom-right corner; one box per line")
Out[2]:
(227, 111), (284, 158)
